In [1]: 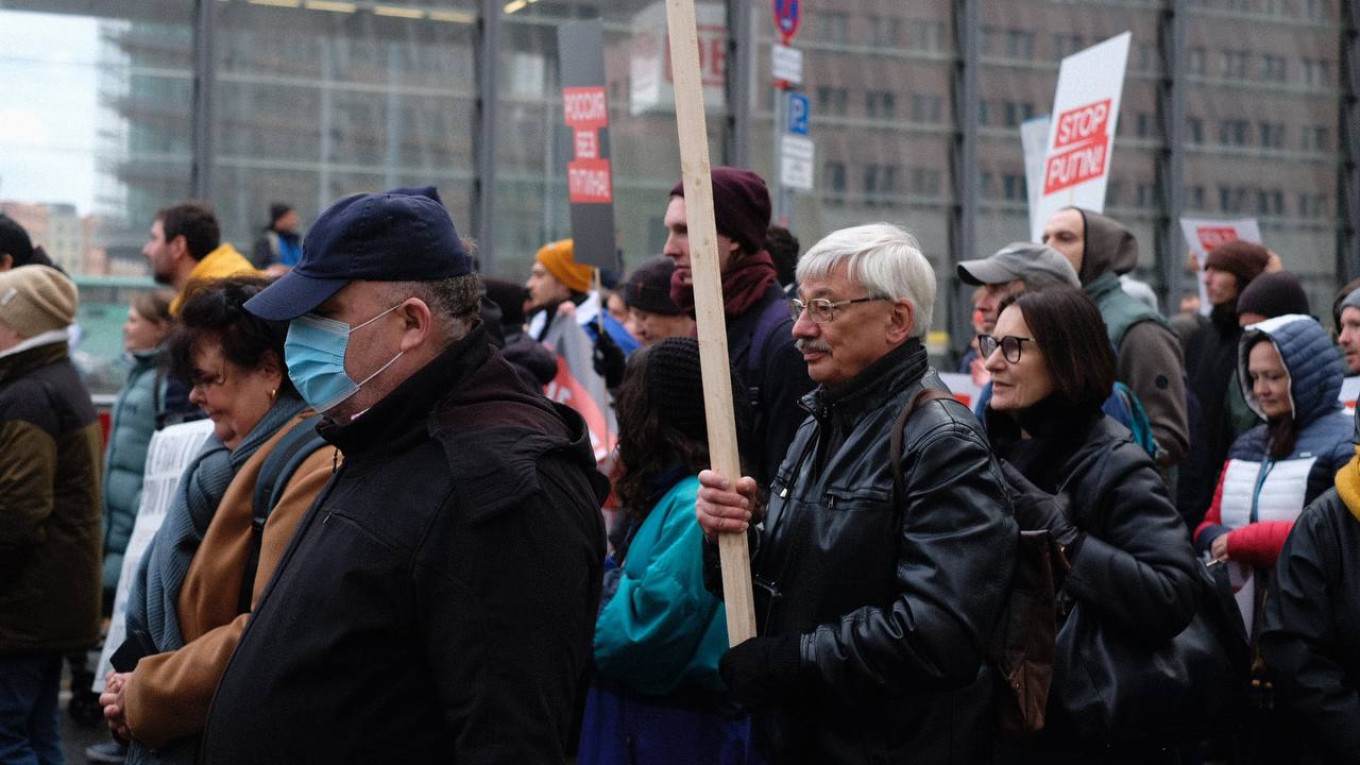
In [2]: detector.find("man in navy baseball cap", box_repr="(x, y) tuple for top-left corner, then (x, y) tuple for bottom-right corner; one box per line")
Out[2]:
(205, 186), (609, 762)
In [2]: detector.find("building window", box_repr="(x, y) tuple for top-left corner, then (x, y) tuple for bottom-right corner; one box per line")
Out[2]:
(1002, 173), (1026, 201)
(1136, 112), (1157, 139)
(910, 20), (945, 51)
(1053, 34), (1084, 62)
(1187, 117), (1204, 144)
(980, 26), (998, 57)
(866, 90), (897, 120)
(816, 12), (850, 44)
(1308, 0), (1331, 20)
(1005, 29), (1035, 60)
(1303, 57), (1331, 87)
(1135, 42), (1158, 73)
(1258, 188), (1285, 216)
(863, 164), (900, 200)
(1187, 47), (1207, 75)
(816, 86), (849, 117)
(1185, 185), (1206, 210)
(1259, 122), (1286, 149)
(824, 161), (847, 205)
(1299, 192), (1329, 218)
(869, 16), (902, 48)
(911, 94), (943, 123)
(1218, 119), (1250, 146)
(1301, 125), (1330, 151)
(911, 167), (941, 197)
(1262, 0), (1285, 14)
(977, 100), (991, 126)
(979, 171), (995, 199)
(1221, 50), (1251, 80)
(1136, 183), (1157, 209)
(1002, 101), (1034, 128)
(1260, 54), (1287, 83)
(1220, 186), (1250, 213)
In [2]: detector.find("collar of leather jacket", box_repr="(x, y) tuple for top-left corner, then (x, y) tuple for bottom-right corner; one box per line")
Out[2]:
(801, 338), (927, 422)
(320, 320), (491, 455)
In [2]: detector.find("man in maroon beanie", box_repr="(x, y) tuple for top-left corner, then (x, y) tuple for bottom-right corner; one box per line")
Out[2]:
(663, 167), (813, 485)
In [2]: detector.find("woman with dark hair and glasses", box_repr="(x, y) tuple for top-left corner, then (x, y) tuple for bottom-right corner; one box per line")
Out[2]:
(97, 277), (337, 765)
(981, 286), (1198, 761)
(579, 337), (758, 764)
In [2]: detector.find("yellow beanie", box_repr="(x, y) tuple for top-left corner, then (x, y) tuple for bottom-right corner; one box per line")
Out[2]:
(0, 265), (78, 338)
(535, 239), (594, 294)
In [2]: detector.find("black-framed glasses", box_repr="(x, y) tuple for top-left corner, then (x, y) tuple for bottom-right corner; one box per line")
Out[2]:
(789, 296), (889, 324)
(977, 334), (1035, 363)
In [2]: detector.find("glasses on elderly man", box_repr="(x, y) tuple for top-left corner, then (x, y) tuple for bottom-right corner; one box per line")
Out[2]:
(977, 334), (1035, 363)
(789, 296), (890, 324)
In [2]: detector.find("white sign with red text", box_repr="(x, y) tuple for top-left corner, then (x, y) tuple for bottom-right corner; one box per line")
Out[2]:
(1031, 33), (1131, 243)
(630, 1), (726, 116)
(1179, 217), (1262, 316)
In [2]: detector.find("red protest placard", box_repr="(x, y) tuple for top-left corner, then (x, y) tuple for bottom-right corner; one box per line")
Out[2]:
(1196, 226), (1239, 251)
(567, 158), (613, 204)
(1043, 98), (1112, 195)
(562, 86), (609, 130)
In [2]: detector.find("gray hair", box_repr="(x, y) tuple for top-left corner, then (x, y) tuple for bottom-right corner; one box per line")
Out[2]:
(796, 223), (935, 338)
(383, 273), (482, 341)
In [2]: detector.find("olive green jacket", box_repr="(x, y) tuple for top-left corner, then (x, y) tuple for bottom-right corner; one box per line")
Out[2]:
(0, 342), (103, 654)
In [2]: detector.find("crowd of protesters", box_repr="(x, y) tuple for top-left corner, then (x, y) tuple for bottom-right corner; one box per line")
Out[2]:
(1, 163), (1358, 765)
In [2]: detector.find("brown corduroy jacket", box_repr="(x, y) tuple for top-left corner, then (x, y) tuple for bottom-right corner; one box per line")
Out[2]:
(123, 415), (337, 749)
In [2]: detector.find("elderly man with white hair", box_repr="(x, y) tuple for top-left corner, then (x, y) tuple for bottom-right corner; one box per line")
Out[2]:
(697, 223), (1018, 763)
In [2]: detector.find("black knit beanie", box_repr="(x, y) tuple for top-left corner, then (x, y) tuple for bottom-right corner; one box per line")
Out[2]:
(645, 337), (707, 441)
(1236, 270), (1310, 320)
(483, 277), (529, 327)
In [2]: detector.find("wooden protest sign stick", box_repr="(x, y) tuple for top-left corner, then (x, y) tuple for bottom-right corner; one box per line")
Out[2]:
(662, 0), (758, 645)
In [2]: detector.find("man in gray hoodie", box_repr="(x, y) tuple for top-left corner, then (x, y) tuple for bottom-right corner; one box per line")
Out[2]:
(1042, 207), (1189, 468)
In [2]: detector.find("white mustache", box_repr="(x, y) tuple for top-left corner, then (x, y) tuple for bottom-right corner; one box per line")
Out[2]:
(796, 338), (831, 355)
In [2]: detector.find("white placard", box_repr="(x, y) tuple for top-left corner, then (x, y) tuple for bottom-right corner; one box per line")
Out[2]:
(1178, 217), (1262, 316)
(780, 134), (815, 190)
(93, 419), (215, 690)
(1021, 115), (1052, 241)
(938, 372), (983, 411)
(1340, 376), (1359, 411)
(772, 44), (803, 85)
(1031, 32), (1132, 243)
(628, 1), (726, 116)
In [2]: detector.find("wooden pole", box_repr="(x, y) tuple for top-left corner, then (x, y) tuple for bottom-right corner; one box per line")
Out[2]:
(662, 0), (758, 645)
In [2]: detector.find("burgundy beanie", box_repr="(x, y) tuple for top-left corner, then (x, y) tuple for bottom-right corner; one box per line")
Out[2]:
(670, 167), (771, 255)
(1236, 270), (1310, 319)
(1204, 240), (1270, 290)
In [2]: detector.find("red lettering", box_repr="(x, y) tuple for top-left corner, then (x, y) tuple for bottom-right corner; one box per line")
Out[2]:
(574, 129), (598, 160)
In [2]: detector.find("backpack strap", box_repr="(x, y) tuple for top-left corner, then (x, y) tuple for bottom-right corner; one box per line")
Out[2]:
(744, 295), (795, 409)
(237, 416), (327, 614)
(889, 387), (957, 506)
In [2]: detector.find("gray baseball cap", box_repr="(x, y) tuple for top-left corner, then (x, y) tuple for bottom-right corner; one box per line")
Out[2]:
(957, 241), (1080, 291)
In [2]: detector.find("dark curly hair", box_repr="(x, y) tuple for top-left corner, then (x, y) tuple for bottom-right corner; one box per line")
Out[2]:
(612, 345), (748, 524)
(167, 276), (294, 396)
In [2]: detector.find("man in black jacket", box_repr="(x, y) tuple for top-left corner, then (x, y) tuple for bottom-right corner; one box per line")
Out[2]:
(199, 187), (608, 764)
(696, 223), (1018, 763)
(664, 167), (813, 485)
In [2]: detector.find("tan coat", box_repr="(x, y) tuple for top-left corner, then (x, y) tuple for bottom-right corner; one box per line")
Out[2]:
(124, 415), (337, 749)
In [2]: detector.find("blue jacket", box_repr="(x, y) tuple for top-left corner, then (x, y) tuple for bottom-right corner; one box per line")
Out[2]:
(594, 475), (727, 696)
(102, 350), (164, 594)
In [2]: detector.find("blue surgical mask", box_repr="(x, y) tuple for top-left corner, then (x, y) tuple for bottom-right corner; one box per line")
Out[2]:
(284, 304), (404, 413)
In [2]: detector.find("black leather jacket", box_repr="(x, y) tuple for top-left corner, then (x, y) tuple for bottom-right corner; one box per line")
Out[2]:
(745, 340), (1018, 764)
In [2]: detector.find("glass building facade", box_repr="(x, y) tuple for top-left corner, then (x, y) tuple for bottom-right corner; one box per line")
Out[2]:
(1, 0), (1356, 390)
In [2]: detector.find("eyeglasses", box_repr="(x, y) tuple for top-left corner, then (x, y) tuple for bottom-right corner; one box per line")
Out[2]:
(977, 334), (1035, 363)
(789, 296), (889, 324)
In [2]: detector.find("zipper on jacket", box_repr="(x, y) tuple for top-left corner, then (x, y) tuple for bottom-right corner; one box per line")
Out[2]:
(1249, 458), (1273, 524)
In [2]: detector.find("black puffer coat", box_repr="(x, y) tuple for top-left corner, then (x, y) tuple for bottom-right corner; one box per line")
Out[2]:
(1260, 477), (1360, 764)
(744, 340), (1018, 764)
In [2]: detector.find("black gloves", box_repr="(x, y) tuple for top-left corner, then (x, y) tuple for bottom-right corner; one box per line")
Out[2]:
(592, 328), (626, 389)
(998, 460), (1085, 559)
(719, 634), (802, 710)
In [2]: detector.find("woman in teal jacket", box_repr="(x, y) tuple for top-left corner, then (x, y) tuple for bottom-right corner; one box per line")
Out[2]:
(580, 337), (758, 764)
(101, 291), (173, 608)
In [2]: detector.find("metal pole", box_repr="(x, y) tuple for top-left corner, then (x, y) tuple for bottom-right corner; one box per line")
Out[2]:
(772, 85), (784, 223)
(1339, 0), (1360, 284)
(726, 0), (753, 168)
(1157, 0), (1187, 309)
(472, 0), (501, 272)
(190, 0), (217, 200)
(949, 0), (980, 358)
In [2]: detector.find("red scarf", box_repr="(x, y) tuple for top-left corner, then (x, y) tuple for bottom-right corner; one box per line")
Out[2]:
(670, 250), (778, 319)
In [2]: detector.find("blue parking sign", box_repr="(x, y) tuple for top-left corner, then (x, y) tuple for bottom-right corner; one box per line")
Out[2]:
(787, 92), (809, 135)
